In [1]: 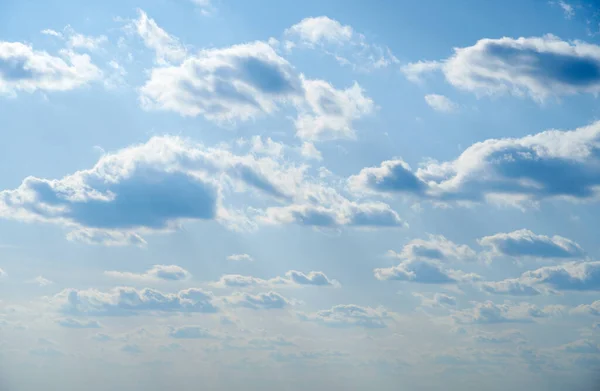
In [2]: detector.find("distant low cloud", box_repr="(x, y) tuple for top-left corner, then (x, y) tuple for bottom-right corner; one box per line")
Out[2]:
(51, 287), (219, 316)
(224, 291), (291, 310)
(169, 325), (219, 339)
(521, 261), (600, 291)
(56, 317), (102, 329)
(413, 292), (457, 308)
(105, 265), (191, 281)
(0, 41), (101, 96)
(211, 270), (339, 288)
(453, 301), (563, 324)
(298, 304), (393, 328)
(480, 278), (543, 296)
(479, 229), (585, 259)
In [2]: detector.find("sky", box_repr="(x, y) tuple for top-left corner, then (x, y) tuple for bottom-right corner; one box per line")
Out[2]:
(2, 0), (600, 390)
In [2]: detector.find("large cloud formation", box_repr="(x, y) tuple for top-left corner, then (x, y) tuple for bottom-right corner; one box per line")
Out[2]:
(402, 34), (600, 101)
(0, 41), (101, 95)
(350, 121), (600, 207)
(0, 135), (402, 244)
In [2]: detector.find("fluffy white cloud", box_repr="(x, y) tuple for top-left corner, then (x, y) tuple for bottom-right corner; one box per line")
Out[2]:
(400, 60), (442, 83)
(56, 317), (101, 329)
(50, 287), (218, 316)
(424, 94), (458, 113)
(404, 35), (600, 101)
(132, 10), (186, 64)
(284, 16), (398, 71)
(295, 78), (374, 141)
(105, 265), (191, 281)
(0, 41), (101, 95)
(300, 142), (322, 161)
(224, 291), (291, 310)
(298, 304), (392, 328)
(520, 261), (600, 291)
(572, 300), (600, 316)
(349, 121), (600, 206)
(374, 258), (479, 284)
(479, 229), (585, 259)
(453, 301), (563, 324)
(226, 253), (253, 262)
(66, 229), (147, 247)
(140, 40), (303, 122)
(394, 235), (477, 262)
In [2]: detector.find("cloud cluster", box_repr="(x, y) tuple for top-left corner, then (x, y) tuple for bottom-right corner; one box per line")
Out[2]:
(404, 35), (600, 101)
(0, 41), (101, 95)
(350, 121), (600, 207)
(453, 301), (563, 324)
(105, 265), (191, 281)
(298, 304), (392, 328)
(51, 287), (218, 316)
(224, 291), (291, 310)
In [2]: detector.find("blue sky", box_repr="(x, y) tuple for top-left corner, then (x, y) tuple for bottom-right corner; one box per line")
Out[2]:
(2, 0), (600, 390)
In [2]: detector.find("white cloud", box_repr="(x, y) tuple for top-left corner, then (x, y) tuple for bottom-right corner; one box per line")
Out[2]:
(572, 300), (600, 316)
(28, 276), (53, 287)
(561, 339), (600, 354)
(374, 258), (479, 284)
(394, 235), (477, 262)
(0, 41), (101, 96)
(413, 292), (457, 308)
(132, 9), (186, 64)
(478, 229), (585, 259)
(56, 317), (102, 329)
(295, 78), (374, 141)
(298, 304), (393, 328)
(405, 35), (600, 101)
(226, 253), (253, 262)
(140, 40), (303, 122)
(169, 325), (219, 339)
(300, 142), (322, 161)
(348, 121), (600, 207)
(224, 291), (291, 310)
(520, 261), (600, 291)
(452, 301), (563, 324)
(284, 16), (399, 71)
(191, 0), (217, 16)
(105, 265), (191, 281)
(212, 270), (338, 288)
(424, 94), (458, 113)
(551, 1), (575, 19)
(41, 29), (63, 38)
(50, 287), (219, 316)
(480, 278), (543, 296)
(401, 60), (442, 83)
(67, 229), (147, 247)
(248, 136), (285, 158)
(66, 30), (108, 52)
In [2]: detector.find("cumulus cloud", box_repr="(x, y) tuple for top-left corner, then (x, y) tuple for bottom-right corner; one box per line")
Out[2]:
(105, 265), (191, 281)
(400, 60), (442, 83)
(424, 94), (458, 113)
(295, 78), (374, 141)
(572, 300), (600, 316)
(27, 276), (53, 287)
(224, 291), (291, 310)
(404, 35), (600, 101)
(169, 325), (218, 339)
(284, 16), (399, 71)
(520, 261), (600, 291)
(67, 229), (147, 247)
(140, 40), (303, 122)
(479, 229), (585, 259)
(50, 286), (218, 316)
(349, 121), (600, 207)
(374, 258), (479, 284)
(453, 301), (563, 324)
(393, 235), (477, 262)
(298, 304), (392, 328)
(132, 10), (186, 64)
(0, 41), (101, 95)
(226, 253), (253, 262)
(56, 317), (101, 329)
(480, 278), (543, 296)
(300, 142), (323, 161)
